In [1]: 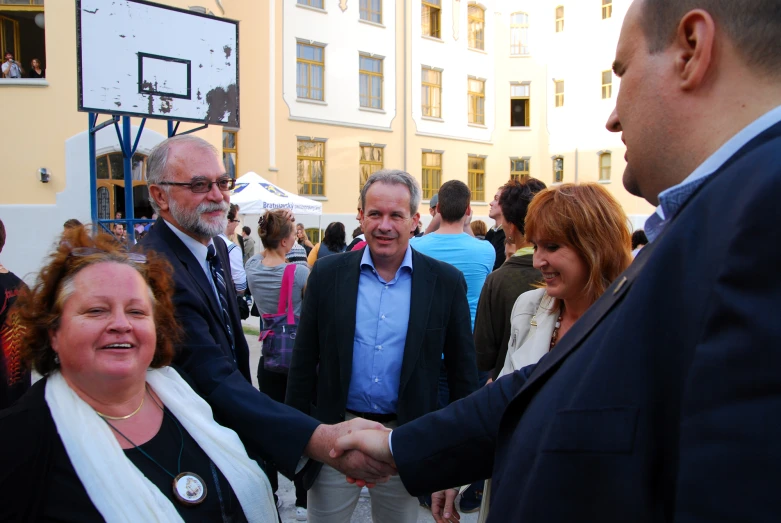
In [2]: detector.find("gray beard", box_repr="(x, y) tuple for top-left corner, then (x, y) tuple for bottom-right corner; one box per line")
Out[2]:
(169, 198), (229, 240)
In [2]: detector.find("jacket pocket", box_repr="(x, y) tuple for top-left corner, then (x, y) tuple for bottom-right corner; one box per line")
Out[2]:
(542, 406), (638, 454)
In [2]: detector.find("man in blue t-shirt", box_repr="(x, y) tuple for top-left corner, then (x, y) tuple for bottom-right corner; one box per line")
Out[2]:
(410, 179), (494, 511)
(411, 181), (494, 331)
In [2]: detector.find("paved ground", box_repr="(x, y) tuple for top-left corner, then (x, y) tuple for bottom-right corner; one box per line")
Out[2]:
(241, 320), (480, 523)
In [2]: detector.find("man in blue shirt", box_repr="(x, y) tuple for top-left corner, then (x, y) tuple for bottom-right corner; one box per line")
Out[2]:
(286, 170), (478, 522)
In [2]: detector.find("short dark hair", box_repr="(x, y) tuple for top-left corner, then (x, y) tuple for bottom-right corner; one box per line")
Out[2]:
(242, 226), (251, 236)
(227, 204), (238, 222)
(632, 229), (649, 250)
(323, 222), (346, 252)
(0, 218), (5, 254)
(499, 178), (547, 236)
(641, 0), (781, 77)
(437, 180), (471, 223)
(352, 226), (363, 239)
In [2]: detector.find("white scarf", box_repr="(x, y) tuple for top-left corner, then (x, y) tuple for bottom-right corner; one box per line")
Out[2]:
(45, 367), (276, 523)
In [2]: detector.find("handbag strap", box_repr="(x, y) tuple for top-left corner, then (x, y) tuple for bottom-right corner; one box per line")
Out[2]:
(276, 264), (297, 323)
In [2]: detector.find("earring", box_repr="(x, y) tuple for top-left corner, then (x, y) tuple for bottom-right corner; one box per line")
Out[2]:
(54, 353), (60, 365)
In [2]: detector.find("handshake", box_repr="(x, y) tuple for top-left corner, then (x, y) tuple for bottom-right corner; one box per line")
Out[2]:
(307, 418), (462, 523)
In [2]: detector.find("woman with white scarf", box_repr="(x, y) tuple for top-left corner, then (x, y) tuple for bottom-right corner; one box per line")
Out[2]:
(0, 227), (276, 523)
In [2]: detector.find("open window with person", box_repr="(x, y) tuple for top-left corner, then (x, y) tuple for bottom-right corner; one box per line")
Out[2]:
(0, 1), (46, 80)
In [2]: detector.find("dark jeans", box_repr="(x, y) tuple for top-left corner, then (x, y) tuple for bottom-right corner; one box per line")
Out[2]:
(257, 357), (307, 508)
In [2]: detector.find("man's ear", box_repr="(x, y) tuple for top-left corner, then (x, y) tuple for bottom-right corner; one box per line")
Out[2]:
(673, 9), (715, 91)
(148, 186), (170, 212)
(411, 212), (421, 231)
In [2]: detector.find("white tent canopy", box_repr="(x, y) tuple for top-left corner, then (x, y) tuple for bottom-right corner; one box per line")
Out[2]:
(230, 171), (322, 215)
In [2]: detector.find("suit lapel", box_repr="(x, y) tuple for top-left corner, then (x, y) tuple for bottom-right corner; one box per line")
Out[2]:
(398, 250), (437, 397)
(154, 219), (223, 324)
(336, 252), (361, 395)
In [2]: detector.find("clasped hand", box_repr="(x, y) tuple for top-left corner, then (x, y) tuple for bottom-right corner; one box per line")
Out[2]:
(307, 420), (396, 487)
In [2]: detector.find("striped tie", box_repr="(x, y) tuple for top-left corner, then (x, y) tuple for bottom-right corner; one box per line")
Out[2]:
(207, 244), (236, 360)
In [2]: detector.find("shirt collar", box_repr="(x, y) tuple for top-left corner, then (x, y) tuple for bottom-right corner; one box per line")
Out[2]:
(163, 219), (214, 262)
(647, 103), (781, 241)
(361, 244), (414, 274)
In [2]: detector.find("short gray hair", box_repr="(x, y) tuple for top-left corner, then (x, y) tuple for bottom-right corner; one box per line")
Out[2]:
(360, 169), (422, 216)
(642, 0), (781, 77)
(146, 135), (218, 212)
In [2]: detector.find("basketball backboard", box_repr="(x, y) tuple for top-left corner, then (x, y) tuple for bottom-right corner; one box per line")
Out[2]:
(76, 0), (239, 126)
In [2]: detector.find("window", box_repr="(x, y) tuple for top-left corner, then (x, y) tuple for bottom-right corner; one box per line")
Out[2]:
(297, 140), (325, 196)
(554, 80), (564, 107)
(0, 1), (46, 80)
(599, 152), (611, 181)
(468, 5), (485, 51)
(297, 0), (324, 8)
(510, 12), (530, 56)
(468, 156), (486, 201)
(555, 5), (564, 32)
(602, 70), (612, 99)
(421, 67), (442, 118)
(510, 83), (530, 127)
(359, 54), (383, 109)
(422, 0), (441, 38)
(422, 152), (442, 199)
(296, 42), (324, 101)
(510, 158), (529, 181)
(602, 0), (612, 19)
(305, 227), (322, 244)
(552, 156), (564, 183)
(468, 78), (485, 125)
(95, 152), (153, 220)
(222, 130), (238, 178)
(360, 0), (381, 23)
(360, 145), (384, 189)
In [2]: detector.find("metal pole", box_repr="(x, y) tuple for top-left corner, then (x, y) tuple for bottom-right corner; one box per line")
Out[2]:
(89, 113), (98, 231)
(168, 120), (175, 138)
(122, 116), (135, 243)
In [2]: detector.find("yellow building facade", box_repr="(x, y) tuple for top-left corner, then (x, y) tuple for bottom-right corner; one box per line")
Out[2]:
(0, 0), (653, 278)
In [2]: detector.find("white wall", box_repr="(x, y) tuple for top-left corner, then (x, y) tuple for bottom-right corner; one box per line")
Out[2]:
(411, 0), (497, 142)
(0, 126), (165, 283)
(283, 0), (397, 130)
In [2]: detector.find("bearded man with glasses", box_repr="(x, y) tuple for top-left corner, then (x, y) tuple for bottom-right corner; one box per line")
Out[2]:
(139, 135), (397, 512)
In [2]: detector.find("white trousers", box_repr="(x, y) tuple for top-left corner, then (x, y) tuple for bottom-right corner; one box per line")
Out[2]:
(307, 414), (418, 523)
(307, 463), (419, 523)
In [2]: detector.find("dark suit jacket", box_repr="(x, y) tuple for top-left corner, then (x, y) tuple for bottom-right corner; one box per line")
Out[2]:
(140, 218), (319, 476)
(286, 245), (478, 430)
(391, 121), (781, 522)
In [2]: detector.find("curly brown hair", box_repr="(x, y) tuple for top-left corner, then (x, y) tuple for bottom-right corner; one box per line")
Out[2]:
(14, 226), (181, 376)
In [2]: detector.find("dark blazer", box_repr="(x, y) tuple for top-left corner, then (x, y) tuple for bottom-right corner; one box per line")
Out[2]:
(391, 121), (781, 522)
(473, 253), (541, 379)
(140, 218), (319, 476)
(286, 246), (479, 424)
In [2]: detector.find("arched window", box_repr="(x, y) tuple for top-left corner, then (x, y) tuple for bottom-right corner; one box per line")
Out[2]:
(468, 5), (485, 50)
(95, 152), (154, 221)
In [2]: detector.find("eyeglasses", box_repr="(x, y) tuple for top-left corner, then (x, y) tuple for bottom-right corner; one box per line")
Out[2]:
(69, 247), (147, 264)
(158, 177), (236, 193)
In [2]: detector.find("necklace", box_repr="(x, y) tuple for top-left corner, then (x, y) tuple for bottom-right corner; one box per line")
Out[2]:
(95, 394), (145, 420)
(549, 313), (564, 350)
(101, 389), (208, 506)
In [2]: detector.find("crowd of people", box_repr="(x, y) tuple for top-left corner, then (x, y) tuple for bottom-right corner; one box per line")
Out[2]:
(1, 0), (781, 521)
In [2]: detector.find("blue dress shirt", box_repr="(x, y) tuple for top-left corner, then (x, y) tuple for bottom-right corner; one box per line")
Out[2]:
(346, 246), (414, 414)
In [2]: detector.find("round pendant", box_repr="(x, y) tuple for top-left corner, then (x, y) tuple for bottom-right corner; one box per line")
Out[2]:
(173, 472), (207, 506)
